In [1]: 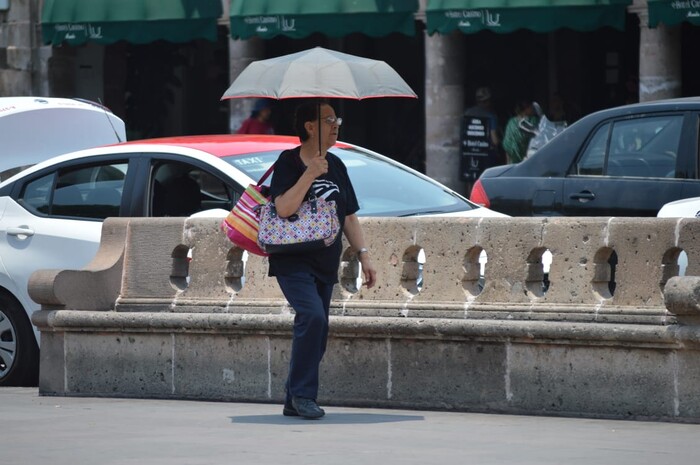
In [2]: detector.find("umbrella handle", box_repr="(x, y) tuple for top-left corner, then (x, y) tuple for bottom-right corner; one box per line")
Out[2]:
(317, 100), (322, 158)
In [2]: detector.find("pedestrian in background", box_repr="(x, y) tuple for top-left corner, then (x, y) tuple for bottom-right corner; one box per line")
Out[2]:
(464, 87), (501, 155)
(461, 87), (503, 194)
(503, 100), (538, 164)
(236, 99), (274, 134)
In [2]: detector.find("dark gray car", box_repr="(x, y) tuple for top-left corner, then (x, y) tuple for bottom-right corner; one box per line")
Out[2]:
(470, 97), (700, 217)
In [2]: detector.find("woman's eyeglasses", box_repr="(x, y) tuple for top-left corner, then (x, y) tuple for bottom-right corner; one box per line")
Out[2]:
(322, 116), (343, 126)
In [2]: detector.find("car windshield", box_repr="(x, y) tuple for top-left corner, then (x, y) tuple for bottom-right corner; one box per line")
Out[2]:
(222, 147), (476, 216)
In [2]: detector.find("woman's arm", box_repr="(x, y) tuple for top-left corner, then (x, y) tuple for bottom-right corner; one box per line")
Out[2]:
(273, 169), (316, 218)
(343, 214), (377, 288)
(274, 151), (328, 218)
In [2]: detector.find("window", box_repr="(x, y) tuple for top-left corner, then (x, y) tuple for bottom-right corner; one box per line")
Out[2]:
(575, 123), (610, 175)
(151, 161), (232, 217)
(20, 173), (54, 215)
(222, 149), (478, 217)
(574, 115), (682, 178)
(19, 162), (128, 219)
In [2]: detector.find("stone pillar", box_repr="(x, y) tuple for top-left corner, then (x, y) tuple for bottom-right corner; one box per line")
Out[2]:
(0, 0), (51, 96)
(631, 0), (682, 102)
(227, 38), (264, 133)
(425, 31), (465, 193)
(0, 0), (32, 95)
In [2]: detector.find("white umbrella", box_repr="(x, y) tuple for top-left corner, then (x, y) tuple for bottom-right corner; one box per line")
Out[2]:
(221, 46), (417, 100)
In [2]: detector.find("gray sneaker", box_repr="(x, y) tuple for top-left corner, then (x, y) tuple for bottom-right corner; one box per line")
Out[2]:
(283, 398), (325, 417)
(283, 399), (299, 417)
(291, 396), (325, 419)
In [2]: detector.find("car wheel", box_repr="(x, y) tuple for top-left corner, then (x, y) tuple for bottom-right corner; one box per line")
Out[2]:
(0, 294), (39, 386)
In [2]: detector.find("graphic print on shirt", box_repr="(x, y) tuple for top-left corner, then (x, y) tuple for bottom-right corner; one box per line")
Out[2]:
(312, 179), (340, 200)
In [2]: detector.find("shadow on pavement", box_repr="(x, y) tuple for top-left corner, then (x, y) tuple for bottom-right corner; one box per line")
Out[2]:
(230, 412), (425, 425)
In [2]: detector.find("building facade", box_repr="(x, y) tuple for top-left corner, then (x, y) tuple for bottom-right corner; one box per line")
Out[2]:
(0, 0), (693, 193)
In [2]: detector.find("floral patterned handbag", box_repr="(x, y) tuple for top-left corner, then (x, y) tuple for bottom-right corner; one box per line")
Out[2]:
(257, 194), (340, 254)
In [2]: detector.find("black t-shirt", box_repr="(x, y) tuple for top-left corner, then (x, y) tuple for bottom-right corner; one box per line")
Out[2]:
(268, 147), (360, 283)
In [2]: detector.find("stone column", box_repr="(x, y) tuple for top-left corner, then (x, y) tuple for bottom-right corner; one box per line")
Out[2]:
(0, 0), (32, 95)
(227, 38), (264, 133)
(631, 0), (682, 102)
(424, 31), (465, 193)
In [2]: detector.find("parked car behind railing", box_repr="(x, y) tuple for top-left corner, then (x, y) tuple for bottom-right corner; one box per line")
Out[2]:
(470, 97), (700, 217)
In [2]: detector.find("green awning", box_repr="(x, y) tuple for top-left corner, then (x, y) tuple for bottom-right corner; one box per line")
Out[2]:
(426, 0), (632, 35)
(229, 0), (419, 39)
(648, 0), (700, 28)
(41, 0), (223, 45)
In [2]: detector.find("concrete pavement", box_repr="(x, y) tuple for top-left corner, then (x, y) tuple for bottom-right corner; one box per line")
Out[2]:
(3, 387), (700, 465)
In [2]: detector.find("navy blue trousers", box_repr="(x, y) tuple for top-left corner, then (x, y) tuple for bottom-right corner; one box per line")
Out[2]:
(276, 272), (334, 402)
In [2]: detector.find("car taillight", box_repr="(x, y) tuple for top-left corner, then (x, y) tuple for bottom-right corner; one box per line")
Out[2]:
(469, 180), (490, 208)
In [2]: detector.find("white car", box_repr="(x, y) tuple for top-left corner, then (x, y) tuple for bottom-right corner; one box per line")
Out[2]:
(657, 197), (700, 277)
(0, 97), (126, 386)
(0, 133), (505, 386)
(657, 197), (700, 219)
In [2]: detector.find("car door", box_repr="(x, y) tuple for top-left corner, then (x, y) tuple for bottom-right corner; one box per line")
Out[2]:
(562, 113), (687, 216)
(523, 177), (566, 216)
(0, 159), (131, 312)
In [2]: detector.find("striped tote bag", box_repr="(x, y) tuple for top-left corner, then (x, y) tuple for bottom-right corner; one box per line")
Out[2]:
(222, 164), (274, 256)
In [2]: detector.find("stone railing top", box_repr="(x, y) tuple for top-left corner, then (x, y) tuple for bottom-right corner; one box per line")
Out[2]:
(28, 216), (700, 325)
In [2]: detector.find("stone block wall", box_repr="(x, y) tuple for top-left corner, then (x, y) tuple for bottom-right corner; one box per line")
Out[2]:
(0, 0), (50, 96)
(30, 216), (700, 422)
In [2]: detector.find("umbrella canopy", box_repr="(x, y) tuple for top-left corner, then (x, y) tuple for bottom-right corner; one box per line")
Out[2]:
(221, 47), (417, 101)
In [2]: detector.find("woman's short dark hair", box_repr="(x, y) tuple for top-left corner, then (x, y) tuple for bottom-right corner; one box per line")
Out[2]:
(294, 100), (329, 142)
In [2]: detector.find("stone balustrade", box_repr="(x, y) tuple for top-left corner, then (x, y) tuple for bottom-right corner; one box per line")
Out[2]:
(30, 216), (700, 422)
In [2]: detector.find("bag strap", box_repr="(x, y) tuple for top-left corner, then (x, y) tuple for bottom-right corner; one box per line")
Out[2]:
(257, 163), (275, 186)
